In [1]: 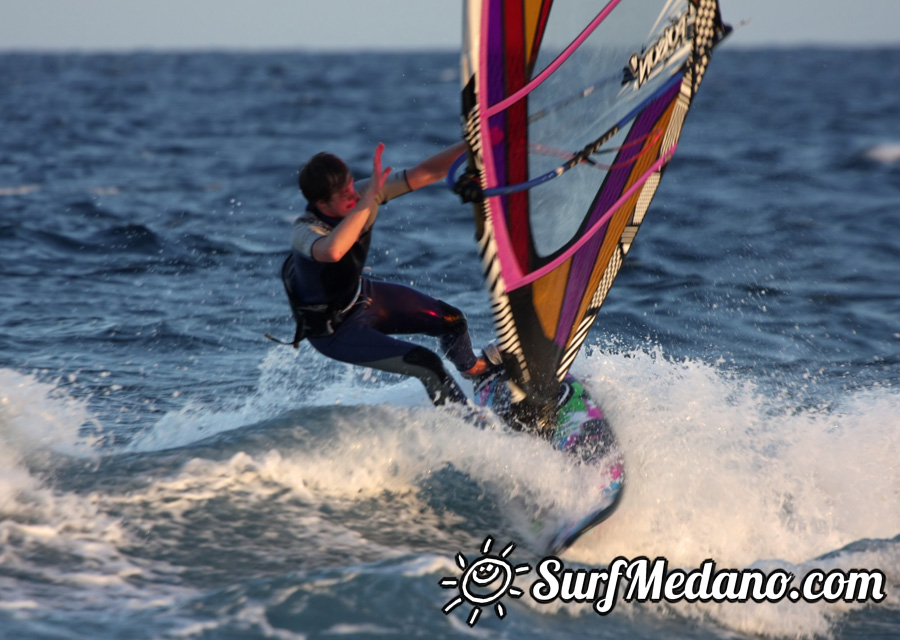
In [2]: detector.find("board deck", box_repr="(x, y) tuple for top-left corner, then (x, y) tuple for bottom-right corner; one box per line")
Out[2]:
(472, 371), (624, 554)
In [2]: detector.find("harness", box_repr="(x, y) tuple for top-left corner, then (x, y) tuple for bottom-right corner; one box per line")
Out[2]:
(266, 255), (361, 348)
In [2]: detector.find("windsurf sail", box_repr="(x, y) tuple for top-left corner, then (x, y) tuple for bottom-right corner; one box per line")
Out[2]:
(456, 0), (730, 408)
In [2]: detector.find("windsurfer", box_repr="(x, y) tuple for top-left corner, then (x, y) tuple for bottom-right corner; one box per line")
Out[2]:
(281, 141), (490, 405)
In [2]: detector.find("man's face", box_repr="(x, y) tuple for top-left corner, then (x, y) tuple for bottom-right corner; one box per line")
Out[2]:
(317, 177), (359, 218)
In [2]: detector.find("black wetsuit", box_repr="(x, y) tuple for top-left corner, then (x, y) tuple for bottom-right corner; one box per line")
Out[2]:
(285, 171), (477, 405)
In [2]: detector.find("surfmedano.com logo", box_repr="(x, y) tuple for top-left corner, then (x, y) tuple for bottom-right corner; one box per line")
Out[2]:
(439, 537), (531, 627)
(439, 536), (886, 627)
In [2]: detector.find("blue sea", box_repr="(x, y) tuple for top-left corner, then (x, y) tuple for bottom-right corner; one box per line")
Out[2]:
(1, 46), (899, 639)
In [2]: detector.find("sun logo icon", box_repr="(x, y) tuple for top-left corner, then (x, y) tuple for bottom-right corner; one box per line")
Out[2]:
(439, 536), (531, 627)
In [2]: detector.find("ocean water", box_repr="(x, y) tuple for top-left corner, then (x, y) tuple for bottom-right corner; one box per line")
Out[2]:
(1, 46), (899, 639)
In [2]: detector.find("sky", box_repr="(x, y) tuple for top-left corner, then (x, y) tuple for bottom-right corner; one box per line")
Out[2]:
(1, 0), (899, 52)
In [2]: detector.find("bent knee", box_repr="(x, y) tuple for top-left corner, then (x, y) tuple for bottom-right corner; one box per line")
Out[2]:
(439, 301), (468, 333)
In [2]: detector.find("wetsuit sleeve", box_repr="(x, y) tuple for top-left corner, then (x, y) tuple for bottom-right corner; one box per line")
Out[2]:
(356, 169), (412, 206)
(291, 215), (330, 260)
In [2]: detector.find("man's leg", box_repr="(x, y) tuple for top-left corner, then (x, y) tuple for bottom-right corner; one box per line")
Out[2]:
(360, 280), (481, 374)
(309, 319), (467, 406)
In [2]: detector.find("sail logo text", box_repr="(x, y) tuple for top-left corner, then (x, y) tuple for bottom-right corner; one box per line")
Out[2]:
(628, 12), (690, 88)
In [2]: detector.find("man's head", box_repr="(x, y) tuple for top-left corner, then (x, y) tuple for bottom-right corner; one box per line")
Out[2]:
(299, 152), (359, 218)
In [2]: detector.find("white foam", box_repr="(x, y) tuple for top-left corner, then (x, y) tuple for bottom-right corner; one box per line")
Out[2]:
(3, 344), (897, 638)
(118, 340), (900, 570)
(0, 370), (101, 519)
(122, 343), (430, 453)
(0, 369), (102, 459)
(562, 347), (900, 570)
(12, 339), (899, 572)
(531, 346), (900, 638)
(0, 369), (197, 618)
(865, 143), (900, 164)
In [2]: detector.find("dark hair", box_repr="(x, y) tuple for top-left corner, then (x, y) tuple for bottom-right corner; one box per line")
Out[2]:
(298, 152), (350, 204)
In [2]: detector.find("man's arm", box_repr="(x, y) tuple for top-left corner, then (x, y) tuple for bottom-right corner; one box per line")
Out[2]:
(312, 143), (392, 263)
(405, 141), (467, 191)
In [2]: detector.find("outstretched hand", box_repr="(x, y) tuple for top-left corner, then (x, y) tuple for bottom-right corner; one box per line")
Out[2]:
(372, 142), (393, 193)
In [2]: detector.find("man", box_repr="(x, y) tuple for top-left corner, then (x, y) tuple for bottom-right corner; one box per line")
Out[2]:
(282, 142), (489, 405)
